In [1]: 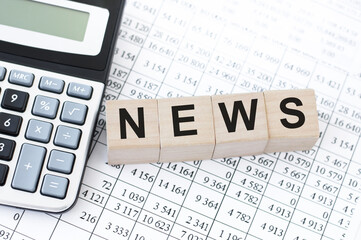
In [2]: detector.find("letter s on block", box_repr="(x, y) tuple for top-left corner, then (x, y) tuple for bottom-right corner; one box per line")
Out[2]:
(279, 97), (305, 129)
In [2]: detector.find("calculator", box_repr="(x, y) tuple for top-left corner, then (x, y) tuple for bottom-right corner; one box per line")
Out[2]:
(0, 0), (125, 212)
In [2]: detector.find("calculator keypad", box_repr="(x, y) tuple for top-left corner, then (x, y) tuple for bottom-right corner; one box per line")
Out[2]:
(9, 70), (34, 87)
(54, 125), (81, 149)
(39, 77), (64, 93)
(25, 119), (53, 143)
(41, 174), (69, 199)
(67, 82), (92, 99)
(1, 89), (29, 112)
(12, 144), (46, 192)
(32, 95), (59, 119)
(0, 67), (6, 81)
(0, 164), (8, 186)
(47, 150), (74, 174)
(0, 61), (105, 212)
(0, 112), (22, 136)
(0, 137), (15, 160)
(60, 101), (88, 125)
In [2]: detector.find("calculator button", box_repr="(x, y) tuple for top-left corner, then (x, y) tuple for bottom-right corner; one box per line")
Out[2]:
(48, 150), (74, 174)
(1, 89), (29, 112)
(67, 82), (92, 100)
(61, 101), (88, 125)
(54, 125), (81, 149)
(9, 70), (34, 87)
(32, 95), (59, 119)
(0, 164), (9, 186)
(0, 137), (16, 161)
(25, 119), (53, 143)
(0, 67), (6, 81)
(0, 112), (22, 136)
(12, 144), (46, 192)
(41, 174), (69, 199)
(39, 77), (64, 93)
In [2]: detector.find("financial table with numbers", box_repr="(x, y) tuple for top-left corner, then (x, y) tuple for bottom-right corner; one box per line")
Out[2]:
(2, 0), (361, 239)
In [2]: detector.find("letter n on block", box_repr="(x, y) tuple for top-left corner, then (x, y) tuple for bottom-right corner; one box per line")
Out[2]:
(263, 89), (319, 153)
(211, 93), (269, 158)
(158, 96), (215, 162)
(106, 99), (160, 165)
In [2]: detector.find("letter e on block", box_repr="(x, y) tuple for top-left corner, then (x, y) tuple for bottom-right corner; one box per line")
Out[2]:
(158, 96), (215, 162)
(106, 99), (160, 164)
(212, 92), (269, 158)
(264, 89), (319, 153)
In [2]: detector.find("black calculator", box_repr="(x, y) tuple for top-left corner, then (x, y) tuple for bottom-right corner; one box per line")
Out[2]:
(0, 0), (125, 212)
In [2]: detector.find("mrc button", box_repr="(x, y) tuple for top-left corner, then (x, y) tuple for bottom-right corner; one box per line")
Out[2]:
(9, 70), (34, 87)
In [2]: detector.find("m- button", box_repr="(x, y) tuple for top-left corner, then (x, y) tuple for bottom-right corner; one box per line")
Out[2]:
(39, 77), (64, 93)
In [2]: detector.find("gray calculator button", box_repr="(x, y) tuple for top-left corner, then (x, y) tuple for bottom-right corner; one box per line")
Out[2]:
(25, 119), (53, 143)
(12, 144), (46, 192)
(67, 82), (92, 100)
(61, 101), (88, 125)
(54, 125), (81, 149)
(9, 70), (34, 87)
(41, 174), (68, 199)
(39, 77), (64, 93)
(0, 67), (6, 81)
(32, 95), (59, 119)
(48, 150), (74, 174)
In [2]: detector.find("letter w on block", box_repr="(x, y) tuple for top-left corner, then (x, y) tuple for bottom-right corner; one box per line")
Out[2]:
(106, 99), (160, 165)
(212, 92), (269, 158)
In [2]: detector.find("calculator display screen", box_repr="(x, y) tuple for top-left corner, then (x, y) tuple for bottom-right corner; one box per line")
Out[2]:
(0, 0), (125, 78)
(0, 0), (109, 56)
(0, 0), (89, 42)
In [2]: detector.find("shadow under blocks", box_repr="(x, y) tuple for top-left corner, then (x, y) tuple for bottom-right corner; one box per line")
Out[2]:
(106, 89), (319, 165)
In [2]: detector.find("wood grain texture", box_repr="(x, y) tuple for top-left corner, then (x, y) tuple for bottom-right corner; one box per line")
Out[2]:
(106, 99), (160, 165)
(211, 92), (269, 158)
(158, 96), (215, 162)
(263, 89), (319, 153)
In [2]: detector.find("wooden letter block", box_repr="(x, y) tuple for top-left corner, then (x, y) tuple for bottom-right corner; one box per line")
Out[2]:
(106, 99), (160, 165)
(263, 89), (319, 153)
(211, 92), (269, 158)
(158, 96), (215, 162)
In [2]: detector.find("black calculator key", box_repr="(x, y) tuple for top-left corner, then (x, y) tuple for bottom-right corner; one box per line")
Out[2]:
(0, 137), (15, 161)
(0, 164), (9, 186)
(1, 89), (29, 112)
(0, 112), (22, 136)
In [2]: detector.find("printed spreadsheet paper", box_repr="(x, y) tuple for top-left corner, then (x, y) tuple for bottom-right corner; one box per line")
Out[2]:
(1, 0), (361, 239)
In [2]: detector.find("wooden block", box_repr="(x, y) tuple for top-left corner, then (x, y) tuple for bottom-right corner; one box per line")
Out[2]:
(263, 89), (319, 153)
(158, 96), (215, 162)
(211, 92), (269, 158)
(106, 99), (160, 165)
